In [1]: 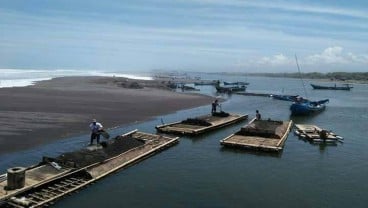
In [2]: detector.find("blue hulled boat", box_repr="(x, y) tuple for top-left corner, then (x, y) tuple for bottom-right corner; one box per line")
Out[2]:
(290, 99), (329, 115)
(311, 83), (353, 91)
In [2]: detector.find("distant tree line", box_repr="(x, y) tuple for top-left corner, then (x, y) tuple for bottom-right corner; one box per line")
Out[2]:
(244, 72), (368, 81)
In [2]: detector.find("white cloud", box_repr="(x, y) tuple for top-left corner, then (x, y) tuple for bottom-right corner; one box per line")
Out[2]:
(258, 54), (292, 66)
(237, 47), (368, 70)
(306, 46), (368, 64)
(185, 0), (368, 19)
(306, 46), (346, 64)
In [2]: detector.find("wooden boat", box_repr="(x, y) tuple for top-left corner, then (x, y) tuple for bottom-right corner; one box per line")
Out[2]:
(290, 99), (329, 115)
(215, 85), (246, 93)
(235, 92), (270, 97)
(156, 113), (248, 135)
(0, 130), (178, 207)
(223, 81), (249, 86)
(194, 80), (218, 86)
(180, 85), (200, 91)
(220, 118), (293, 152)
(294, 124), (343, 143)
(270, 94), (299, 102)
(310, 83), (353, 90)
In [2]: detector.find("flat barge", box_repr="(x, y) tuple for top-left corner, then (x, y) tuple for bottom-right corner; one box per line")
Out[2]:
(220, 118), (293, 152)
(156, 113), (248, 135)
(294, 124), (344, 143)
(0, 130), (178, 207)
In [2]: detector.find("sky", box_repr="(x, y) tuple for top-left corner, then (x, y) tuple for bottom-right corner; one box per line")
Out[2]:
(0, 0), (367, 72)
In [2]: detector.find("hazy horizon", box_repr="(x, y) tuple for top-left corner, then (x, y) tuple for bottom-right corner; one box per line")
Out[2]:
(1, 0), (367, 73)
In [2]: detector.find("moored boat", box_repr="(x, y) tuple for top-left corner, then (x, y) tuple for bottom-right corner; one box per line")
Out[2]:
(220, 118), (293, 152)
(290, 99), (329, 115)
(270, 94), (299, 102)
(310, 83), (353, 90)
(156, 113), (248, 135)
(0, 130), (178, 207)
(215, 85), (246, 93)
(180, 85), (200, 91)
(194, 80), (218, 86)
(294, 124), (343, 143)
(223, 81), (249, 86)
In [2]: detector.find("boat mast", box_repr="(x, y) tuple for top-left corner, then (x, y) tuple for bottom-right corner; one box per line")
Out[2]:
(295, 54), (308, 98)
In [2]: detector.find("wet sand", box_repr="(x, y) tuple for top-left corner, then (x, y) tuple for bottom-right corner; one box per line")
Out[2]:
(0, 76), (213, 155)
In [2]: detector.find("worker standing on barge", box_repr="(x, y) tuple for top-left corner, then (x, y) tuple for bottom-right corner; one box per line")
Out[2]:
(256, 110), (261, 120)
(90, 119), (103, 145)
(212, 99), (219, 114)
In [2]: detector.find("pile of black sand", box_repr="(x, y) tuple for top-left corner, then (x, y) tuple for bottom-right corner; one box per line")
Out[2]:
(212, 111), (230, 117)
(56, 136), (144, 168)
(182, 118), (212, 126)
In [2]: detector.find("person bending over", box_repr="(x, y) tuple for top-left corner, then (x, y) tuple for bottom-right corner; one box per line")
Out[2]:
(89, 119), (103, 145)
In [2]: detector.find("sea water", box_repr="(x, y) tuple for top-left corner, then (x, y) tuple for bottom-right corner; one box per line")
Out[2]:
(0, 73), (367, 208)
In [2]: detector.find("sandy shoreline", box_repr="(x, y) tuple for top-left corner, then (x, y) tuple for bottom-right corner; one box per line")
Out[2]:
(0, 76), (213, 155)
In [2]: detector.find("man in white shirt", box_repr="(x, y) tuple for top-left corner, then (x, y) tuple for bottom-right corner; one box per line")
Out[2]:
(89, 119), (103, 145)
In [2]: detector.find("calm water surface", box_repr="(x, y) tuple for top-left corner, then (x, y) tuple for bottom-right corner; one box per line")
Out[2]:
(1, 75), (367, 208)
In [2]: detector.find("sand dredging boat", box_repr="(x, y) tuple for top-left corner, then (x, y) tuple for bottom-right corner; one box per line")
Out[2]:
(0, 130), (178, 207)
(156, 112), (248, 135)
(220, 118), (293, 152)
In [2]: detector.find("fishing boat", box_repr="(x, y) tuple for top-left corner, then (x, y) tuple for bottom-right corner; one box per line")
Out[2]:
(290, 99), (329, 115)
(223, 81), (249, 86)
(0, 130), (178, 207)
(235, 92), (270, 97)
(215, 85), (246, 93)
(291, 56), (330, 116)
(194, 80), (218, 86)
(156, 113), (248, 135)
(294, 124), (343, 143)
(180, 85), (200, 91)
(310, 83), (353, 90)
(220, 118), (293, 152)
(270, 94), (299, 102)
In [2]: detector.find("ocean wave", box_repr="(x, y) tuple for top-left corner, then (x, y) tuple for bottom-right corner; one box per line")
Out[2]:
(1, 69), (153, 87)
(89, 71), (153, 80)
(0, 77), (52, 88)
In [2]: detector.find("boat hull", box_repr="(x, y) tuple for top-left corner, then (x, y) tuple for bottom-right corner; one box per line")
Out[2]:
(223, 81), (249, 85)
(310, 84), (352, 90)
(290, 102), (326, 115)
(215, 85), (246, 93)
(270, 94), (298, 102)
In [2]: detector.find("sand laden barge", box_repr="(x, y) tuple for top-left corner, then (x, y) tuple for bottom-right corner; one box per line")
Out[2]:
(155, 112), (248, 135)
(220, 118), (293, 152)
(0, 130), (178, 207)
